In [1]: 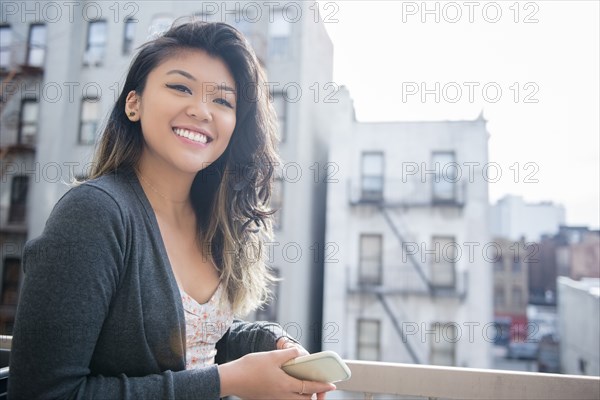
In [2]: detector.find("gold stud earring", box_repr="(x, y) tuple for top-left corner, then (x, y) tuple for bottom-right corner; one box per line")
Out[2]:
(129, 111), (136, 117)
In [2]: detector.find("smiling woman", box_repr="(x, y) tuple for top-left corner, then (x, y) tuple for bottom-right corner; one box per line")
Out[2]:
(127, 50), (238, 177)
(7, 19), (336, 399)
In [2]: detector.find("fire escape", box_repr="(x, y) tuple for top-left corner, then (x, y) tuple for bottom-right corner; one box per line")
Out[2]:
(0, 31), (45, 334)
(347, 169), (468, 364)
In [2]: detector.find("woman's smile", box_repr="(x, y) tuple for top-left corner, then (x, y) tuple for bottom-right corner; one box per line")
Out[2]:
(172, 126), (213, 146)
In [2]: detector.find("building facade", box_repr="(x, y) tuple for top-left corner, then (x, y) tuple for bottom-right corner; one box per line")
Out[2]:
(0, 1), (334, 351)
(530, 226), (600, 306)
(557, 277), (600, 376)
(491, 195), (565, 243)
(562, 229), (600, 281)
(492, 238), (529, 343)
(323, 112), (493, 368)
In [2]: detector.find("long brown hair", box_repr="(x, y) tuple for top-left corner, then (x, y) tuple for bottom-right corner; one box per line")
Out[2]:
(88, 19), (281, 316)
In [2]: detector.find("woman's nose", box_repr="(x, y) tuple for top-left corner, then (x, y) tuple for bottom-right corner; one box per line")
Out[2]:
(187, 101), (213, 122)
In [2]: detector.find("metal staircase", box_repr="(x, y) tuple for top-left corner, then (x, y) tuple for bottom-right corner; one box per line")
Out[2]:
(377, 205), (434, 295)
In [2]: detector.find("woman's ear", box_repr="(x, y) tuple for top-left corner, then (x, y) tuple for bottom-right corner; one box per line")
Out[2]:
(125, 90), (140, 121)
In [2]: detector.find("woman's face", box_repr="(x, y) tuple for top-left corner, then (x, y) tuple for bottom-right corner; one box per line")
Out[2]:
(126, 49), (237, 175)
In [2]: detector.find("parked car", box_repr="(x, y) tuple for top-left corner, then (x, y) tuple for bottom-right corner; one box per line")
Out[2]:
(507, 341), (539, 360)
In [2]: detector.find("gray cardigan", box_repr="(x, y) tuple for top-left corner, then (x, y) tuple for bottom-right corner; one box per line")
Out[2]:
(8, 166), (293, 399)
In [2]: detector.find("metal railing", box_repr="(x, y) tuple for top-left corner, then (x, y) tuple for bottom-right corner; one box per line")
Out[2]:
(336, 360), (600, 400)
(1, 335), (598, 399)
(348, 178), (467, 208)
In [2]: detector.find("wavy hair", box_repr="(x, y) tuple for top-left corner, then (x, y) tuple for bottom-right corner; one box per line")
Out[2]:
(88, 19), (281, 316)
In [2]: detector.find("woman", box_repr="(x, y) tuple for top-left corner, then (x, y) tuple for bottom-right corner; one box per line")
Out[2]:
(8, 20), (336, 399)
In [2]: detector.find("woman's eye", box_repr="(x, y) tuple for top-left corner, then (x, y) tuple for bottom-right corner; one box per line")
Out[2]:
(215, 98), (234, 109)
(166, 84), (192, 94)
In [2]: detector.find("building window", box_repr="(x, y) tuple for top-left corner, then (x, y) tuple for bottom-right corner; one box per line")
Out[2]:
(271, 177), (283, 230)
(361, 152), (384, 201)
(359, 234), (383, 285)
(79, 97), (100, 144)
(83, 20), (107, 66)
(19, 99), (39, 145)
(122, 17), (136, 55)
(357, 319), (380, 361)
(429, 322), (456, 366)
(268, 11), (291, 59)
(431, 151), (458, 203)
(494, 286), (505, 307)
(1, 257), (21, 306)
(430, 236), (456, 289)
(255, 268), (280, 322)
(26, 24), (46, 67)
(512, 287), (522, 308)
(272, 92), (287, 142)
(8, 176), (29, 224)
(0, 25), (11, 68)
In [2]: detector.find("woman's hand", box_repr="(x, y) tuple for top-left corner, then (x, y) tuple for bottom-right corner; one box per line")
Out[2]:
(277, 337), (333, 400)
(218, 347), (336, 399)
(276, 336), (309, 355)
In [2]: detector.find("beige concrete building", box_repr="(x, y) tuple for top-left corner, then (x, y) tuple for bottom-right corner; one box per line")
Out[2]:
(323, 110), (494, 369)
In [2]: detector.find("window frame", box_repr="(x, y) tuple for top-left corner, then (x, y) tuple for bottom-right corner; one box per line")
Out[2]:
(356, 318), (381, 361)
(83, 19), (107, 67)
(268, 9), (291, 60)
(26, 23), (46, 67)
(358, 234), (383, 285)
(18, 98), (39, 145)
(429, 322), (457, 366)
(0, 24), (12, 69)
(122, 17), (136, 55)
(8, 175), (29, 224)
(360, 151), (384, 201)
(430, 235), (457, 290)
(431, 151), (458, 204)
(78, 97), (101, 145)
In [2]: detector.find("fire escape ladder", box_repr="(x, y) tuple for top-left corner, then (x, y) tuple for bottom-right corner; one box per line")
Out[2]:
(378, 205), (433, 295)
(1, 69), (21, 113)
(375, 292), (421, 364)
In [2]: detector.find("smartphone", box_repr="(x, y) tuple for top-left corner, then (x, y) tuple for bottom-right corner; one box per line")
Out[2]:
(281, 350), (351, 383)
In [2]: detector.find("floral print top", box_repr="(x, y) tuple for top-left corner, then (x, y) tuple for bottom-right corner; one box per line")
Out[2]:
(178, 281), (234, 369)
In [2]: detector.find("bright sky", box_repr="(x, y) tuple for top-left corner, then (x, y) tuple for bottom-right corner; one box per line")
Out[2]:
(318, 0), (599, 229)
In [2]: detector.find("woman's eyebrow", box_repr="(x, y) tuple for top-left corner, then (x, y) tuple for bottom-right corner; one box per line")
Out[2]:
(216, 84), (236, 94)
(166, 69), (196, 81)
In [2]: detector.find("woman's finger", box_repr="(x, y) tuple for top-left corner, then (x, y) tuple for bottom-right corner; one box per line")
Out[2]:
(297, 380), (336, 395)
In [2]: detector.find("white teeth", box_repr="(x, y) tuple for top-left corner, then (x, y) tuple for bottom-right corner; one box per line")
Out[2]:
(173, 128), (208, 144)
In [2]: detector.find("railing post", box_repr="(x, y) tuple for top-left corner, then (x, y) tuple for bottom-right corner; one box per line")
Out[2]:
(364, 393), (374, 400)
